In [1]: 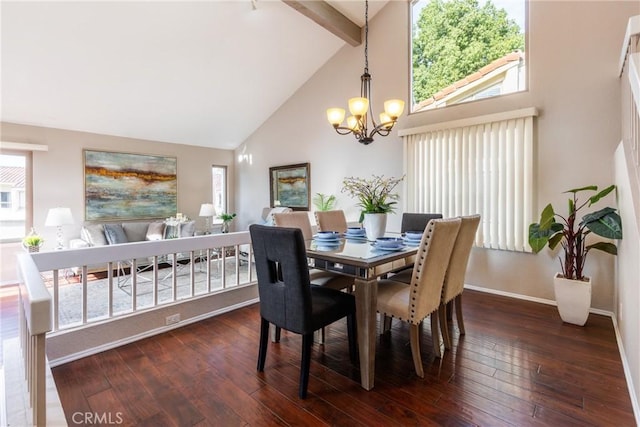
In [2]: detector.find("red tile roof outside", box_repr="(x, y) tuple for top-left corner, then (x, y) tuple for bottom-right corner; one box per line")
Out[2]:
(0, 166), (26, 188)
(414, 51), (524, 112)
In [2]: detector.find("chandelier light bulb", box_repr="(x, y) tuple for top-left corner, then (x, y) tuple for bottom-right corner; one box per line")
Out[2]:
(379, 112), (392, 129)
(348, 97), (369, 117)
(384, 99), (405, 119)
(327, 108), (346, 126)
(346, 116), (359, 131)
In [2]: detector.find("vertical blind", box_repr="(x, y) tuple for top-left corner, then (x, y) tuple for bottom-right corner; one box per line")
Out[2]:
(400, 108), (538, 252)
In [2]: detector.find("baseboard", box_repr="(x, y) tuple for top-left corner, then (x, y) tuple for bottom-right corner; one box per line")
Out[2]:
(610, 314), (640, 425)
(48, 297), (260, 367)
(465, 283), (639, 425)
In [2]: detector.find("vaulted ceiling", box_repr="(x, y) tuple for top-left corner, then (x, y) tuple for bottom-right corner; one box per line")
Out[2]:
(1, 1), (389, 150)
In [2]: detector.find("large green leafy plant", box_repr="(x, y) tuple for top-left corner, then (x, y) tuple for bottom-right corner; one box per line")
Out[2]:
(342, 175), (404, 223)
(529, 185), (623, 281)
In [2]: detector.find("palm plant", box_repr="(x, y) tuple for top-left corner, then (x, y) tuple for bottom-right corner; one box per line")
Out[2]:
(312, 193), (337, 211)
(528, 185), (623, 280)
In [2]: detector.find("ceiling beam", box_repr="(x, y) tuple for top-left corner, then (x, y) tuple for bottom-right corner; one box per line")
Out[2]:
(282, 1), (361, 47)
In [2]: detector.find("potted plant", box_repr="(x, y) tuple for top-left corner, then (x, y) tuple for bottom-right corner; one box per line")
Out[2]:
(23, 228), (44, 253)
(528, 185), (623, 325)
(219, 212), (236, 233)
(342, 174), (404, 240)
(312, 193), (337, 212)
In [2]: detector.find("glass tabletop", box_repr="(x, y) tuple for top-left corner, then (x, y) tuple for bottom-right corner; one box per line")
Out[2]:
(306, 234), (417, 261)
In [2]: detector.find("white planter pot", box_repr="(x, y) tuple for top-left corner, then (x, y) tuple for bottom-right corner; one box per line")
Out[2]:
(363, 213), (387, 240)
(553, 273), (592, 326)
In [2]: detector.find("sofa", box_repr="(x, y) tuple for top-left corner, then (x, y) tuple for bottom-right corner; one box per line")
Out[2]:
(68, 220), (197, 279)
(69, 220), (196, 249)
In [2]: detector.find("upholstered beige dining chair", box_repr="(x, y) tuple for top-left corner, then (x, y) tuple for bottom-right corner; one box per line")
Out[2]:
(273, 212), (352, 290)
(376, 218), (461, 378)
(314, 210), (348, 233)
(438, 214), (480, 350)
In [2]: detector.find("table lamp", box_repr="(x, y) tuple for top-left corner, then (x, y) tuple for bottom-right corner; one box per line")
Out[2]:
(199, 203), (215, 234)
(45, 207), (74, 250)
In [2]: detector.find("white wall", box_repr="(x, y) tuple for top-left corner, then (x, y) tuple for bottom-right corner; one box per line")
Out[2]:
(235, 1), (637, 311)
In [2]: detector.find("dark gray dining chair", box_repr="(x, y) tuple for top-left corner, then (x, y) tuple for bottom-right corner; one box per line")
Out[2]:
(401, 213), (443, 233)
(249, 224), (357, 398)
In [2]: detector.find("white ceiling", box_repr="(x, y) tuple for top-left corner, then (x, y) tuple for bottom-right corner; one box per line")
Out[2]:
(1, 1), (388, 150)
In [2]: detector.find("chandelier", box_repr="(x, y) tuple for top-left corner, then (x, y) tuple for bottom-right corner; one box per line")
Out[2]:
(326, 0), (405, 145)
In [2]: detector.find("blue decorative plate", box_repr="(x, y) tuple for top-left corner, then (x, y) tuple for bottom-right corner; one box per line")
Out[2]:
(371, 243), (406, 252)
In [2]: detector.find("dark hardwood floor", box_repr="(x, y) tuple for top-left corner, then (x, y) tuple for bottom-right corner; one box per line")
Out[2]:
(2, 287), (636, 426)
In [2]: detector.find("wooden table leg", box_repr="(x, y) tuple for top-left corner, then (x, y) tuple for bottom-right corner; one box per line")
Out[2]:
(354, 276), (377, 390)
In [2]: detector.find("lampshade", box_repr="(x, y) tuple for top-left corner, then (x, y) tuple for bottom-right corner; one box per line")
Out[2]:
(45, 207), (74, 227)
(326, 108), (346, 126)
(383, 99), (405, 119)
(199, 203), (215, 217)
(348, 97), (369, 117)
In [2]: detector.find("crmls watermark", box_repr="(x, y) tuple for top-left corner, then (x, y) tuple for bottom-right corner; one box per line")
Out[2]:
(72, 412), (124, 425)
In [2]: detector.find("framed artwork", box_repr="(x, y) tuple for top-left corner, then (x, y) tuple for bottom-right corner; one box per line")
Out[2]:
(269, 163), (310, 211)
(84, 149), (177, 221)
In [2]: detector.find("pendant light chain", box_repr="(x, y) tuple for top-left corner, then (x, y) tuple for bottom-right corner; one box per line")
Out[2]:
(364, 0), (369, 74)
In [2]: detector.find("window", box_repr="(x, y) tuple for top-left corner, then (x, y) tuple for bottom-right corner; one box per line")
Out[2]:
(411, 0), (526, 112)
(212, 165), (227, 221)
(0, 153), (28, 241)
(400, 108), (538, 251)
(0, 192), (10, 208)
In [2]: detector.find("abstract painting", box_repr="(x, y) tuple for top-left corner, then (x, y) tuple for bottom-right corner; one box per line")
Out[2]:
(269, 163), (310, 211)
(84, 150), (177, 221)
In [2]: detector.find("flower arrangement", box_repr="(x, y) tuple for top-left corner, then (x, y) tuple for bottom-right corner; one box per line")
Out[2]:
(219, 212), (236, 222)
(342, 174), (404, 222)
(218, 212), (236, 233)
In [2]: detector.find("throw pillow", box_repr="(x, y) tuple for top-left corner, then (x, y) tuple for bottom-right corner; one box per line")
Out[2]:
(146, 222), (166, 241)
(103, 224), (129, 245)
(122, 222), (149, 242)
(81, 224), (108, 246)
(179, 220), (196, 237)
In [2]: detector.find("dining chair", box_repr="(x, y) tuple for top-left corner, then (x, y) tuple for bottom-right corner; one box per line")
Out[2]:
(273, 211), (354, 344)
(376, 218), (460, 378)
(401, 213), (443, 233)
(273, 212), (353, 291)
(314, 210), (348, 233)
(390, 213), (445, 275)
(249, 224), (357, 398)
(438, 214), (481, 350)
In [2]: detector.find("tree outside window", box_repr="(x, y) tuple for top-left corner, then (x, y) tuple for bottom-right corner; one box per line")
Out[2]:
(411, 0), (526, 111)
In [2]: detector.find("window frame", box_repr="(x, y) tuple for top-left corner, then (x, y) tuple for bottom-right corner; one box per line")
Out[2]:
(408, 0), (529, 115)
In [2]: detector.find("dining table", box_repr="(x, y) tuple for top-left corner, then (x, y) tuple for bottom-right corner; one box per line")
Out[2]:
(305, 233), (418, 390)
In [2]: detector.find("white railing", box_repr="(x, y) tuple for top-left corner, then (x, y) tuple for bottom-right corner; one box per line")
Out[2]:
(620, 15), (640, 191)
(14, 231), (254, 426)
(29, 231), (254, 332)
(16, 253), (53, 427)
